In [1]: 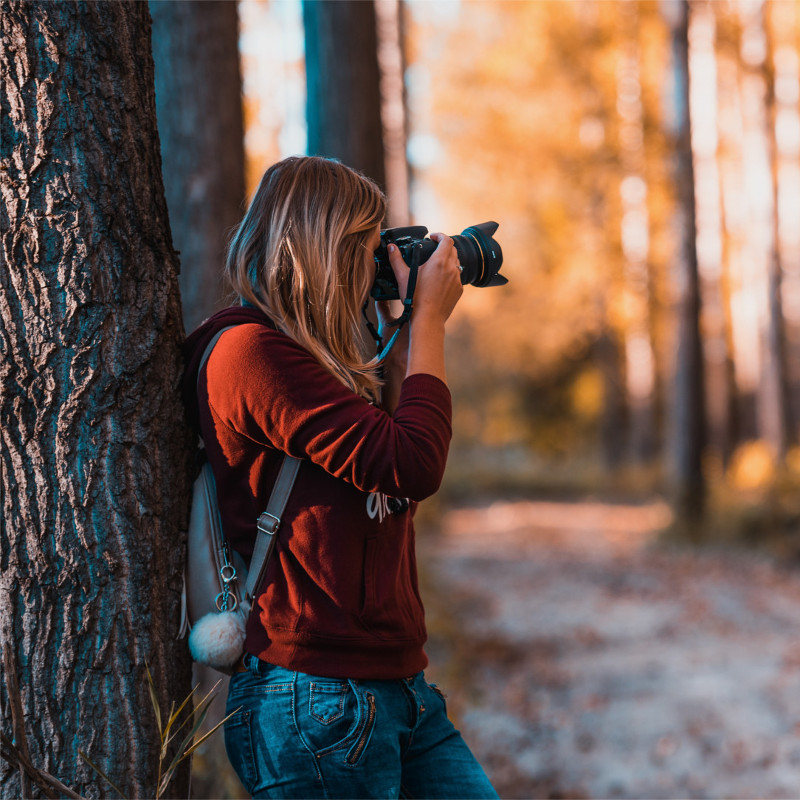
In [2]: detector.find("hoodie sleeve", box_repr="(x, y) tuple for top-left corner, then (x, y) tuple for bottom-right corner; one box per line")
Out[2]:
(201, 324), (452, 501)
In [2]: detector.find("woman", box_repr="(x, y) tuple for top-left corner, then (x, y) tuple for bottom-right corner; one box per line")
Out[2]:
(183, 156), (498, 799)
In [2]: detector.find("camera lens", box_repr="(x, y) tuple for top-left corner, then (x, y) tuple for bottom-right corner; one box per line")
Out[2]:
(452, 222), (505, 288)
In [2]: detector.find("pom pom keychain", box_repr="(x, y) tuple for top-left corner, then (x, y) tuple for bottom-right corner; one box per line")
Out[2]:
(189, 611), (246, 670)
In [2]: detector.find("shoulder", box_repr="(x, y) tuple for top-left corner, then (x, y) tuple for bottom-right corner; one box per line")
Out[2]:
(205, 322), (356, 409)
(211, 323), (318, 377)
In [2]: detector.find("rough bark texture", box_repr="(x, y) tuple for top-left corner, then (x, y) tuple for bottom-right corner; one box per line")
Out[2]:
(150, 0), (246, 333)
(667, 0), (706, 524)
(303, 0), (386, 189)
(1, 2), (193, 797)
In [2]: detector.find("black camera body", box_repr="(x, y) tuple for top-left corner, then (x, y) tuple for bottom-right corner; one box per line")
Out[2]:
(371, 221), (506, 302)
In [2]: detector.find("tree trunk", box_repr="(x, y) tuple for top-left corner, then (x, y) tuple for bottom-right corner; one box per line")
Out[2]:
(688, 0), (736, 467)
(375, 0), (410, 226)
(768, 0), (800, 438)
(303, 0), (386, 189)
(717, 17), (758, 442)
(738, 0), (790, 459)
(665, 0), (706, 525)
(1, 2), (193, 797)
(616, 0), (657, 463)
(150, 0), (245, 333)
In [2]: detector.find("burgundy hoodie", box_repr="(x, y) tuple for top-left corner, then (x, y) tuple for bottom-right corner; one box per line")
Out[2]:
(182, 306), (452, 679)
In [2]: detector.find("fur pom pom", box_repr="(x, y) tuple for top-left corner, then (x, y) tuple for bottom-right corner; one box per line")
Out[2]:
(189, 611), (246, 669)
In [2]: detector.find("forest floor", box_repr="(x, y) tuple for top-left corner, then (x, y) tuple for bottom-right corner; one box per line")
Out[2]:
(418, 497), (800, 800)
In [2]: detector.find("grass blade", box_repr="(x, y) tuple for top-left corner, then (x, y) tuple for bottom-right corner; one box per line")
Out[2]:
(145, 664), (162, 738)
(78, 750), (129, 800)
(163, 677), (221, 750)
(181, 706), (241, 759)
(161, 701), (213, 780)
(161, 684), (200, 748)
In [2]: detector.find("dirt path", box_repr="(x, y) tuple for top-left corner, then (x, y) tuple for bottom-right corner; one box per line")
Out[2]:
(419, 499), (800, 799)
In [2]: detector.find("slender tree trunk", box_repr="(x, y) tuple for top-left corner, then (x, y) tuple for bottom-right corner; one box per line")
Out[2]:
(303, 0), (386, 189)
(665, 0), (706, 524)
(150, 0), (246, 333)
(375, 0), (410, 226)
(688, 1), (735, 467)
(1, 3), (193, 797)
(739, 0), (789, 458)
(717, 20), (757, 442)
(616, 0), (657, 463)
(597, 328), (628, 469)
(769, 0), (800, 438)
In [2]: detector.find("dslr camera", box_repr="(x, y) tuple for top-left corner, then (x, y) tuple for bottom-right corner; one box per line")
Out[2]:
(371, 221), (506, 301)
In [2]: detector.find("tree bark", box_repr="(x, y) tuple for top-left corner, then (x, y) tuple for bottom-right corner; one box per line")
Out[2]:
(150, 0), (246, 333)
(1, 2), (193, 797)
(303, 0), (386, 189)
(665, 0), (706, 524)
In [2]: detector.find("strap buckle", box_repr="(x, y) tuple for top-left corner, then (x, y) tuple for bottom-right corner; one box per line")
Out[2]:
(257, 511), (281, 535)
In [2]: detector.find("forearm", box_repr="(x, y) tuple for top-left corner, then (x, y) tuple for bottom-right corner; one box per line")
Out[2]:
(381, 348), (407, 414)
(407, 317), (447, 383)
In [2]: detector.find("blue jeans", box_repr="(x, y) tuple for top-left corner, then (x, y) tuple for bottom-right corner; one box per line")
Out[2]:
(223, 653), (499, 799)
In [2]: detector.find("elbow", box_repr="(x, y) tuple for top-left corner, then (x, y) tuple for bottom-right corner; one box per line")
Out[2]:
(393, 452), (448, 502)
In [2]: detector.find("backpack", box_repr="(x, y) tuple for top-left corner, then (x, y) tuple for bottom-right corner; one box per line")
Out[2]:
(178, 326), (301, 674)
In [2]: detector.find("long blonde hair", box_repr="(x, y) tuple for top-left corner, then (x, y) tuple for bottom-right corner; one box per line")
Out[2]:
(226, 157), (386, 401)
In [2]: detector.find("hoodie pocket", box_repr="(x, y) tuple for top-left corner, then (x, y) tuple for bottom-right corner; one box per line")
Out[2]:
(359, 535), (425, 641)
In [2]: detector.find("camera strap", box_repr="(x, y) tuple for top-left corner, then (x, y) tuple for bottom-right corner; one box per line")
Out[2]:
(363, 244), (423, 362)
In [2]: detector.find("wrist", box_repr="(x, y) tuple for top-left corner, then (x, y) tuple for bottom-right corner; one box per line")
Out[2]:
(409, 312), (446, 337)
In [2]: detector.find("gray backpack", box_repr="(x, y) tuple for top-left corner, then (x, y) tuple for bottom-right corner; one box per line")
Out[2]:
(178, 326), (301, 674)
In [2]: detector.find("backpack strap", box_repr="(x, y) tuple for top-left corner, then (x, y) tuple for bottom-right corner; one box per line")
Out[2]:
(196, 323), (302, 608)
(196, 325), (239, 399)
(244, 455), (302, 610)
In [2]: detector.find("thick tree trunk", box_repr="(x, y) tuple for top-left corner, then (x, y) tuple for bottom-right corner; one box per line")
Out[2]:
(665, 0), (706, 524)
(1, 2), (193, 797)
(150, 0), (245, 333)
(303, 0), (386, 189)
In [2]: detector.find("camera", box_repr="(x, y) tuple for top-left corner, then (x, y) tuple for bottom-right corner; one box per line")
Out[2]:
(371, 221), (506, 302)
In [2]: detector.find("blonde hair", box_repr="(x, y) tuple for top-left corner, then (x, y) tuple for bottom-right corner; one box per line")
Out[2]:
(226, 157), (386, 401)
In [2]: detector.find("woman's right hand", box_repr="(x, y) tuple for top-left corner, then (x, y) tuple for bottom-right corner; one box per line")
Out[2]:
(387, 233), (463, 382)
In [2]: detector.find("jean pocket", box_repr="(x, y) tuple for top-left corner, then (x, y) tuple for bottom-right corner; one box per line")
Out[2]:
(297, 678), (375, 765)
(343, 690), (376, 767)
(224, 708), (258, 794)
(309, 681), (347, 724)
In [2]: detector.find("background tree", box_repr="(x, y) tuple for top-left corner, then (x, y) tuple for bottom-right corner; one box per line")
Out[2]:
(375, 0), (411, 226)
(150, 0), (246, 333)
(303, 0), (385, 188)
(688, 0), (736, 467)
(1, 2), (192, 796)
(664, 0), (706, 525)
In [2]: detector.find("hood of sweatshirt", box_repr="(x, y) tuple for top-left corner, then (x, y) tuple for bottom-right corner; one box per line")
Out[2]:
(182, 305), (274, 433)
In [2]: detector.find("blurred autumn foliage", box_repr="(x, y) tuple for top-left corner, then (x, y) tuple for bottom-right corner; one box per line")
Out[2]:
(241, 0), (800, 532)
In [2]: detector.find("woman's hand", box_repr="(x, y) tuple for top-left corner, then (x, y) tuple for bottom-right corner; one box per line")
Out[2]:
(380, 234), (463, 325)
(384, 232), (463, 383)
(409, 233), (463, 326)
